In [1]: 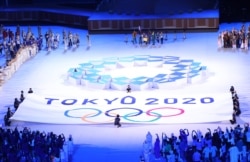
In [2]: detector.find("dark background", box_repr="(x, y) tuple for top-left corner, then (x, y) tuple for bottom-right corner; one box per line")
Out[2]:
(219, 0), (250, 22)
(1, 0), (250, 23)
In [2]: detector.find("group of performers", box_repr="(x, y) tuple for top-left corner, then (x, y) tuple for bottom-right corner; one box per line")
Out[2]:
(128, 27), (187, 46)
(0, 24), (37, 63)
(128, 28), (186, 46)
(62, 29), (81, 51)
(44, 28), (80, 52)
(218, 24), (250, 50)
(131, 30), (165, 45)
(0, 24), (83, 60)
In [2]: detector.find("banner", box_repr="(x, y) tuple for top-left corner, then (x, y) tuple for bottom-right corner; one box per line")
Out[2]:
(11, 91), (233, 124)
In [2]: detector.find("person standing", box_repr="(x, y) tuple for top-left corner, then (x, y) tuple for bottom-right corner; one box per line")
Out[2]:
(64, 36), (68, 51)
(138, 25), (141, 34)
(160, 32), (164, 44)
(65, 134), (74, 162)
(154, 134), (161, 160)
(86, 33), (91, 47)
(28, 88), (33, 93)
(143, 140), (152, 162)
(132, 30), (137, 44)
(20, 90), (25, 102)
(114, 114), (121, 128)
(230, 86), (235, 94)
(14, 98), (20, 110)
(126, 85), (131, 93)
(152, 31), (156, 45)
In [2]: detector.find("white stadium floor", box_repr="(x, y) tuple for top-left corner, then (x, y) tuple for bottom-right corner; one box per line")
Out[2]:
(0, 23), (250, 162)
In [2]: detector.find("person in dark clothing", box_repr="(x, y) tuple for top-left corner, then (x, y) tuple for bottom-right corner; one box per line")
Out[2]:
(14, 98), (20, 110)
(230, 86), (235, 94)
(230, 111), (237, 124)
(4, 115), (11, 126)
(28, 88), (33, 93)
(114, 114), (121, 128)
(7, 107), (13, 119)
(20, 90), (25, 102)
(5, 107), (13, 126)
(126, 85), (131, 93)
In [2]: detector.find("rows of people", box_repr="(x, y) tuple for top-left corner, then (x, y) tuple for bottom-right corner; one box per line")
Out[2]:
(0, 24), (39, 87)
(128, 27), (187, 46)
(44, 28), (81, 52)
(141, 87), (244, 162)
(142, 123), (250, 162)
(0, 126), (73, 162)
(218, 24), (250, 50)
(1, 88), (74, 162)
(0, 25), (38, 62)
(0, 24), (83, 161)
(0, 24), (83, 58)
(0, 44), (37, 86)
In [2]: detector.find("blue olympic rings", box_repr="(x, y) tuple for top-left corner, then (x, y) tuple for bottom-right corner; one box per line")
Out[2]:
(105, 108), (143, 117)
(123, 112), (161, 122)
(64, 107), (185, 123)
(64, 108), (102, 118)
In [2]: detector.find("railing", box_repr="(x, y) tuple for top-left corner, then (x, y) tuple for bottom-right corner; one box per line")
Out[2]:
(0, 45), (38, 86)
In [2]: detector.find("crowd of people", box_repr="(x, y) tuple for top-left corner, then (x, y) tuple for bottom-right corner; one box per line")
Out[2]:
(0, 24), (82, 63)
(140, 86), (245, 162)
(0, 24), (84, 87)
(127, 26), (187, 46)
(0, 24), (38, 63)
(1, 88), (74, 162)
(142, 123), (250, 162)
(218, 24), (250, 50)
(0, 24), (84, 161)
(0, 24), (39, 87)
(0, 126), (74, 162)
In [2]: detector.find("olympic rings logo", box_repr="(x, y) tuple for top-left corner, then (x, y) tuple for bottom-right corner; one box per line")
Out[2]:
(64, 107), (185, 123)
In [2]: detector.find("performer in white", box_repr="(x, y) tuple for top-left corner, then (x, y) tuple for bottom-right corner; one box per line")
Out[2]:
(245, 37), (248, 51)
(86, 33), (91, 47)
(64, 37), (68, 51)
(218, 32), (222, 48)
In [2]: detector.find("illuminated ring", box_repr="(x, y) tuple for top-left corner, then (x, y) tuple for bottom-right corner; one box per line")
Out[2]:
(146, 107), (184, 117)
(64, 108), (102, 118)
(105, 108), (143, 117)
(81, 112), (117, 124)
(123, 112), (161, 122)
